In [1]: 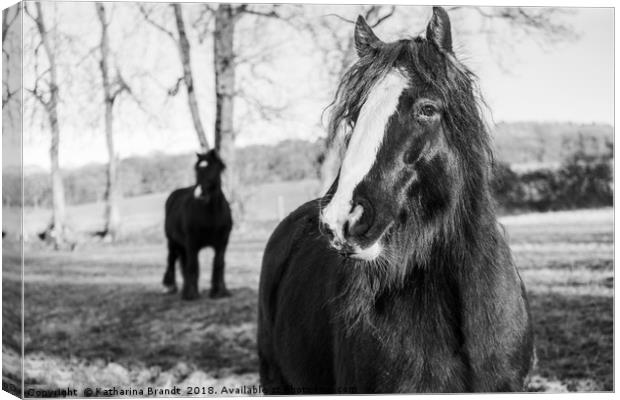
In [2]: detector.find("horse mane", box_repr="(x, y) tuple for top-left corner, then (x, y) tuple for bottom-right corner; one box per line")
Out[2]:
(328, 36), (503, 334)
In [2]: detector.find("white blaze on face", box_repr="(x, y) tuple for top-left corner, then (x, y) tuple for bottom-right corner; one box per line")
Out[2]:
(321, 70), (408, 260)
(195, 160), (208, 198)
(193, 185), (203, 198)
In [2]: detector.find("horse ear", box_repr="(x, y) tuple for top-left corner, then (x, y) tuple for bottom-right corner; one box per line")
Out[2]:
(426, 6), (453, 54)
(354, 15), (381, 58)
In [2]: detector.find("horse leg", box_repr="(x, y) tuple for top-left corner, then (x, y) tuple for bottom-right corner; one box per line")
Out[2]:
(181, 245), (200, 300)
(162, 240), (179, 294)
(209, 242), (231, 299)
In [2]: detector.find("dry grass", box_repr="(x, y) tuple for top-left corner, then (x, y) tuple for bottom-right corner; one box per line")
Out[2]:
(2, 207), (613, 394)
(504, 208), (613, 392)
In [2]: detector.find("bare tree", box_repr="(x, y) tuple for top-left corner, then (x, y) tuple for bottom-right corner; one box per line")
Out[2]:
(143, 3), (295, 217)
(213, 4), (236, 197)
(139, 4), (210, 150)
(95, 2), (131, 241)
(2, 7), (19, 43)
(448, 6), (577, 72)
(209, 4), (298, 216)
(2, 4), (21, 110)
(173, 4), (209, 150)
(24, 2), (71, 250)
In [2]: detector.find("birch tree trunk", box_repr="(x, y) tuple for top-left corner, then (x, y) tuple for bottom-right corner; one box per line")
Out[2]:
(172, 4), (209, 151)
(213, 4), (238, 212)
(32, 2), (69, 250)
(96, 2), (120, 240)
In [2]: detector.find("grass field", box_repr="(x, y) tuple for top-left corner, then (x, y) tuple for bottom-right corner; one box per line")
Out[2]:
(1, 185), (613, 394)
(4, 179), (321, 240)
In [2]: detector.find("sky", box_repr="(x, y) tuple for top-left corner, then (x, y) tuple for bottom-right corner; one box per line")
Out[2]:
(471, 8), (613, 125)
(3, 4), (614, 170)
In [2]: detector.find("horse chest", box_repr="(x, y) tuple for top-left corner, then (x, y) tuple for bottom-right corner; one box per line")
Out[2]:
(168, 197), (231, 249)
(185, 202), (227, 228)
(333, 289), (469, 392)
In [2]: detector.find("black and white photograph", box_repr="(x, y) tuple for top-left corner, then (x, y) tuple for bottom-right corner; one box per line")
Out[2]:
(1, 0), (614, 396)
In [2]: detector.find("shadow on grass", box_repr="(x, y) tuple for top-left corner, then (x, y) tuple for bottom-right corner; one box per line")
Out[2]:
(2, 265), (23, 397)
(24, 282), (258, 375)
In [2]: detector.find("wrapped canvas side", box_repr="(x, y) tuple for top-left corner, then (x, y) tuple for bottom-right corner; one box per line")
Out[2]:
(2, 2), (24, 399)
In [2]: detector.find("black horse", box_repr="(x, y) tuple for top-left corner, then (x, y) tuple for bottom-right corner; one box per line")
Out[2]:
(258, 7), (533, 394)
(163, 150), (232, 300)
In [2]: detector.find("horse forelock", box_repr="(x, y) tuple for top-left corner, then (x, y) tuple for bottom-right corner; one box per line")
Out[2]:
(327, 36), (491, 169)
(326, 40), (406, 147)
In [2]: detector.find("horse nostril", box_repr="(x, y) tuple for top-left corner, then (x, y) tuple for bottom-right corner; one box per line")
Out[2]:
(345, 201), (373, 239)
(349, 218), (371, 238)
(342, 220), (350, 238)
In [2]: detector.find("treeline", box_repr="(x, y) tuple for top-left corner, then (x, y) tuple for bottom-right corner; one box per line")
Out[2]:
(3, 139), (324, 208)
(4, 122), (613, 213)
(493, 121), (613, 166)
(489, 121), (614, 212)
(493, 146), (612, 213)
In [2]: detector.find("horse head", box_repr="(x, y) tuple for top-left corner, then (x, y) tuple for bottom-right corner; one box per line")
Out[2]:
(193, 149), (226, 201)
(321, 7), (490, 265)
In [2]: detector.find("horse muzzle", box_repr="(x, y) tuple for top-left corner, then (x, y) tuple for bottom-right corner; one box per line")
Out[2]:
(320, 198), (383, 261)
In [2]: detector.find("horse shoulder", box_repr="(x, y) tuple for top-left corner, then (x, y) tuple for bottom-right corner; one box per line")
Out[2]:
(164, 188), (192, 238)
(259, 199), (338, 389)
(259, 200), (321, 325)
(165, 187), (191, 212)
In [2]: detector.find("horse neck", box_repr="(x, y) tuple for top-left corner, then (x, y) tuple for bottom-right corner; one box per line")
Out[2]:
(207, 184), (224, 204)
(404, 175), (500, 278)
(336, 189), (503, 334)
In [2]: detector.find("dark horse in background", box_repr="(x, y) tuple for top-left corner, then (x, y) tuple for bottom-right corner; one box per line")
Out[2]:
(163, 150), (232, 300)
(258, 7), (533, 393)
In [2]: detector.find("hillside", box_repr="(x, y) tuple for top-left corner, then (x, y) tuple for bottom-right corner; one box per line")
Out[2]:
(5, 139), (324, 208)
(4, 121), (613, 208)
(492, 121), (613, 168)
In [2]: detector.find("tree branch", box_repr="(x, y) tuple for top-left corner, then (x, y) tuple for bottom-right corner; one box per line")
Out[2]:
(2, 82), (18, 109)
(240, 7), (280, 19)
(2, 4), (20, 45)
(323, 5), (395, 28)
(138, 4), (176, 41)
(74, 45), (99, 68)
(167, 76), (184, 96)
(192, 4), (216, 43)
(26, 88), (48, 108)
(324, 13), (355, 25)
(370, 6), (396, 28)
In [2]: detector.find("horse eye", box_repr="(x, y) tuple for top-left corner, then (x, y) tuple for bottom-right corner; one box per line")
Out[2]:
(404, 150), (417, 165)
(420, 104), (437, 117)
